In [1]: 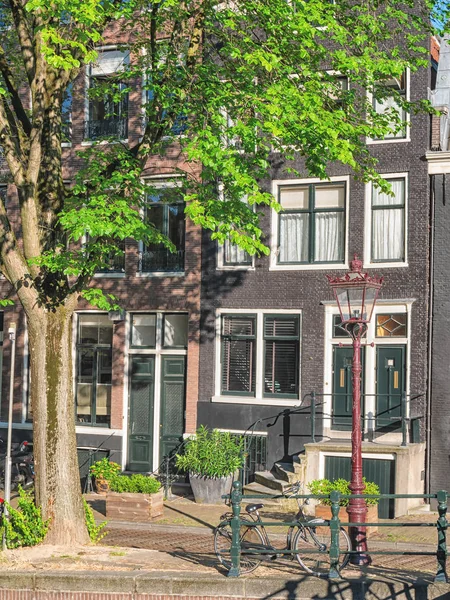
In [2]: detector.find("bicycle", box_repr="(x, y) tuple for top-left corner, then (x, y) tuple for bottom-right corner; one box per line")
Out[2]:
(213, 481), (351, 577)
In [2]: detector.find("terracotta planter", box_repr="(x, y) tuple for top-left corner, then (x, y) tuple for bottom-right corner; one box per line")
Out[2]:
(106, 490), (164, 521)
(314, 504), (378, 537)
(95, 477), (110, 494)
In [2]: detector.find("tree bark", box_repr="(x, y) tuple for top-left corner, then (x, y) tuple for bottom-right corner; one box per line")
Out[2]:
(27, 305), (89, 545)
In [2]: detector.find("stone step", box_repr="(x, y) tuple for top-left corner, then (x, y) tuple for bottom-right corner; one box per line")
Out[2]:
(242, 481), (299, 510)
(254, 470), (291, 493)
(407, 503), (432, 515)
(272, 462), (300, 484)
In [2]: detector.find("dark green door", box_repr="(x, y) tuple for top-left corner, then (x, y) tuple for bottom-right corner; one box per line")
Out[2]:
(128, 356), (155, 472)
(325, 455), (395, 519)
(332, 346), (365, 431)
(160, 356), (186, 460)
(376, 346), (405, 431)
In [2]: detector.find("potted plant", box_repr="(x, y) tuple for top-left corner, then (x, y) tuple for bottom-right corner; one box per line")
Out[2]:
(89, 458), (121, 494)
(106, 474), (163, 521)
(308, 478), (380, 537)
(175, 426), (244, 504)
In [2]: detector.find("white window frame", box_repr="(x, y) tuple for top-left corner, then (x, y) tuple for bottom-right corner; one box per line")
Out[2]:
(137, 175), (186, 278)
(322, 300), (413, 443)
(367, 69), (410, 145)
(82, 45), (130, 146)
(270, 175), (350, 271)
(363, 172), (408, 269)
(213, 308), (302, 406)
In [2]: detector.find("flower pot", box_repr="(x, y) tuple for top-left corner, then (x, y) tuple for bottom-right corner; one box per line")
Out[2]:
(95, 477), (110, 494)
(314, 504), (378, 537)
(106, 489), (164, 521)
(189, 473), (234, 504)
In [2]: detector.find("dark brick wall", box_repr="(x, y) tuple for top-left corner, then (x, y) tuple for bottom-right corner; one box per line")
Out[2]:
(198, 67), (431, 468)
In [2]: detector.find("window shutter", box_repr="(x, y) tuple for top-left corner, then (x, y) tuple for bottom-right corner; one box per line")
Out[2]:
(221, 316), (256, 395)
(264, 316), (299, 397)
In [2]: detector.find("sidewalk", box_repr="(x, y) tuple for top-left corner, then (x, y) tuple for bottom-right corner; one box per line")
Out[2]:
(0, 493), (446, 599)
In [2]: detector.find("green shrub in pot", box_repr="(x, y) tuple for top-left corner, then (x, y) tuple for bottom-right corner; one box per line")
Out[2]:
(109, 474), (161, 494)
(307, 478), (380, 506)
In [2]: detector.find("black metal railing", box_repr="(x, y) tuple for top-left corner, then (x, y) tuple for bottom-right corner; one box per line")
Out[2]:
(306, 391), (425, 446)
(224, 482), (449, 582)
(85, 117), (128, 141)
(139, 249), (184, 273)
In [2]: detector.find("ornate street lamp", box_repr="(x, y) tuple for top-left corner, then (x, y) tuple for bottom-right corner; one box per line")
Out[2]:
(327, 255), (383, 566)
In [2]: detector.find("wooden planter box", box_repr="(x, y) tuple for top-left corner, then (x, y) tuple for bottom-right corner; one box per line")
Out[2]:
(106, 490), (164, 522)
(315, 504), (378, 537)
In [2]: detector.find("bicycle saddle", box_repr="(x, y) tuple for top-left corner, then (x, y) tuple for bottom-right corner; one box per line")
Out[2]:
(245, 503), (264, 514)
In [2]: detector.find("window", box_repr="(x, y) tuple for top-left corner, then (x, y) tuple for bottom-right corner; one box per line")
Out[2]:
(76, 314), (112, 426)
(140, 185), (185, 273)
(96, 241), (125, 274)
(86, 50), (129, 141)
(264, 316), (300, 397)
(372, 71), (407, 140)
(277, 182), (345, 264)
(220, 312), (300, 399)
(223, 241), (252, 267)
(131, 313), (156, 348)
(371, 178), (406, 263)
(163, 313), (188, 348)
(376, 314), (407, 337)
(62, 83), (73, 143)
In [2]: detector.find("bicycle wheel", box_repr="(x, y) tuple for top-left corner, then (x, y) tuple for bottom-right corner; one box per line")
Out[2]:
(214, 518), (265, 575)
(293, 525), (351, 577)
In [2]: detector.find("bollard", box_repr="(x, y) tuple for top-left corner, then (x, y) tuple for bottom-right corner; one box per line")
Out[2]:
(401, 392), (407, 447)
(328, 490), (341, 579)
(227, 480), (242, 577)
(435, 490), (448, 583)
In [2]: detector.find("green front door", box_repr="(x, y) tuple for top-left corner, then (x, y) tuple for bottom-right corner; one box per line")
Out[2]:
(160, 356), (186, 460)
(376, 346), (405, 431)
(332, 346), (365, 431)
(128, 356), (155, 472)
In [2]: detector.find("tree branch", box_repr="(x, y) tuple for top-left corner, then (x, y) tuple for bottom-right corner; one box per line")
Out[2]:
(0, 44), (32, 136)
(9, 0), (36, 86)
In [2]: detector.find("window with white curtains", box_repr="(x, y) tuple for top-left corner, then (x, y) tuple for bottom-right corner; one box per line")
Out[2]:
(278, 182), (345, 264)
(371, 178), (406, 262)
(373, 71), (407, 140)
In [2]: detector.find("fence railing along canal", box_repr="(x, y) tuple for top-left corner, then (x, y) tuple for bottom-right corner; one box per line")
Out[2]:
(222, 481), (448, 582)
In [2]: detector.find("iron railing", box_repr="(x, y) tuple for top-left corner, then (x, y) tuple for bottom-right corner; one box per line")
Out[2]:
(139, 249), (184, 273)
(224, 481), (448, 582)
(96, 252), (125, 274)
(85, 117), (128, 141)
(305, 391), (424, 446)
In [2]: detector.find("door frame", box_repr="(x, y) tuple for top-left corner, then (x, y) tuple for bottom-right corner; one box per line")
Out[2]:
(323, 301), (413, 440)
(122, 311), (188, 472)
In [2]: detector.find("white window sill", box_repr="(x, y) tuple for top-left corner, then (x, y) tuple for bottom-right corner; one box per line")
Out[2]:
(363, 261), (408, 269)
(269, 262), (348, 272)
(366, 137), (410, 145)
(0, 422), (33, 429)
(81, 139), (129, 147)
(216, 265), (255, 272)
(135, 271), (185, 278)
(61, 142), (72, 148)
(211, 395), (301, 407)
(94, 273), (126, 279)
(75, 425), (123, 435)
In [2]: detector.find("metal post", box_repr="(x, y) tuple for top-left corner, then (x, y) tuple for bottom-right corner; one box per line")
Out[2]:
(347, 324), (370, 566)
(164, 455), (171, 500)
(435, 490), (448, 583)
(227, 480), (242, 578)
(329, 490), (341, 579)
(3, 322), (16, 551)
(401, 392), (408, 447)
(311, 391), (316, 443)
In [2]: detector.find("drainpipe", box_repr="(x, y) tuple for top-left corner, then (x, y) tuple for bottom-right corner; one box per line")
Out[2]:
(426, 175), (436, 497)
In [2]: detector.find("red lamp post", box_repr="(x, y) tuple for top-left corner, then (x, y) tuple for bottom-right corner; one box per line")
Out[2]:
(327, 256), (383, 566)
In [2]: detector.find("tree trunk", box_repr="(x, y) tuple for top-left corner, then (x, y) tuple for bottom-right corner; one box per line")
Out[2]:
(27, 305), (89, 545)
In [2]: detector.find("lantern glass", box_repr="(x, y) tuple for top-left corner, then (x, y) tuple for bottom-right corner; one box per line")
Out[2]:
(335, 284), (380, 323)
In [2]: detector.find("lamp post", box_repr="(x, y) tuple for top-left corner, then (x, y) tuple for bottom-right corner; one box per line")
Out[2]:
(327, 256), (382, 566)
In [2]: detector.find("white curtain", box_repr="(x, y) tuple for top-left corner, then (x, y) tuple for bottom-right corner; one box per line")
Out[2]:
(224, 240), (249, 264)
(372, 180), (405, 261)
(374, 96), (405, 139)
(279, 214), (309, 262)
(314, 212), (344, 262)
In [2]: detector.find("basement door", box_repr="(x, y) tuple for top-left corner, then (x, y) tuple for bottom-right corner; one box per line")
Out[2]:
(332, 346), (365, 431)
